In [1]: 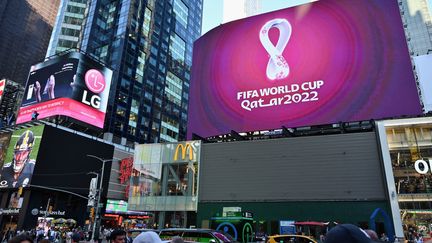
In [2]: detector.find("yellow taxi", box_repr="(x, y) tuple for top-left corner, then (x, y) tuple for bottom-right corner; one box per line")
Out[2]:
(267, 234), (317, 243)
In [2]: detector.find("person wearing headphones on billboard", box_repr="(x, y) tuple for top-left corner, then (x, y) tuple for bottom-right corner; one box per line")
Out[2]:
(0, 130), (36, 188)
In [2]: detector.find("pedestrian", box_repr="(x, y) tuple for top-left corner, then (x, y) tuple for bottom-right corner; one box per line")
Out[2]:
(171, 236), (184, 243)
(364, 229), (379, 241)
(126, 231), (133, 243)
(380, 233), (389, 242)
(324, 224), (380, 243)
(7, 234), (33, 243)
(109, 230), (126, 243)
(71, 233), (80, 243)
(132, 232), (162, 243)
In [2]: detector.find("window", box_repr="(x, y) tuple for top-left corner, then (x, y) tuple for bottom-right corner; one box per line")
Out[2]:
(173, 0), (188, 28)
(165, 71), (182, 106)
(169, 34), (186, 62)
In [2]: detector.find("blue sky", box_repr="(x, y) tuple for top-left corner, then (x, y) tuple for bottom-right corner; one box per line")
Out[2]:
(201, 0), (315, 34)
(202, 0), (432, 35)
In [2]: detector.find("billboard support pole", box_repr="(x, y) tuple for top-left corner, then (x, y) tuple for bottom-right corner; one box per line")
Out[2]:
(86, 155), (113, 242)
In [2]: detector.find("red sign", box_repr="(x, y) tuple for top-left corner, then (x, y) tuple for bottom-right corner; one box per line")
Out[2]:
(119, 157), (133, 198)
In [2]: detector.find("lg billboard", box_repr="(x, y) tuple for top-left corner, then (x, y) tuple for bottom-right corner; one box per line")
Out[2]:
(16, 52), (112, 128)
(187, 0), (422, 138)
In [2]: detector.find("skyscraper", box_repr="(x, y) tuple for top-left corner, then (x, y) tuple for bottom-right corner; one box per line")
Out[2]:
(46, 0), (89, 57)
(0, 0), (60, 84)
(222, 0), (261, 23)
(399, 0), (432, 56)
(81, 0), (203, 145)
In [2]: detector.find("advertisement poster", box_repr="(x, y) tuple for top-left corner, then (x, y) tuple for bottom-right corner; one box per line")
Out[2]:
(16, 52), (112, 128)
(0, 125), (45, 188)
(0, 133), (11, 168)
(187, 0), (422, 138)
(8, 191), (23, 209)
(413, 54), (432, 112)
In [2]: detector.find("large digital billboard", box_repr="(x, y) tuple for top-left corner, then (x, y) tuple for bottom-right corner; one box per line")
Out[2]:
(413, 54), (432, 112)
(16, 52), (112, 128)
(0, 125), (45, 188)
(187, 0), (422, 138)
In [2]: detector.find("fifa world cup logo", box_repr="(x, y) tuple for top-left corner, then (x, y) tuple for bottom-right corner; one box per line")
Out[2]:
(259, 18), (291, 81)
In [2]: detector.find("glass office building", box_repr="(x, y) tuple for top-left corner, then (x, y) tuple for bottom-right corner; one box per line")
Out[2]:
(46, 0), (89, 57)
(0, 0), (60, 84)
(81, 0), (203, 145)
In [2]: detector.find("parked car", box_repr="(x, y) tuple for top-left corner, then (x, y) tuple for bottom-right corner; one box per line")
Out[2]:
(159, 228), (236, 243)
(267, 235), (317, 243)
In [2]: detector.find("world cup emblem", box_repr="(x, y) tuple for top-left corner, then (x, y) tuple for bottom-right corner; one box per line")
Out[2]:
(259, 18), (291, 81)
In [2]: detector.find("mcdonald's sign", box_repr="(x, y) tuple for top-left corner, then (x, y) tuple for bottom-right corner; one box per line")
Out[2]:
(174, 143), (194, 161)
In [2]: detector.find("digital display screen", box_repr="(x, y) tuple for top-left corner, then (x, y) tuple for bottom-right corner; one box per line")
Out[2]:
(106, 199), (128, 213)
(413, 54), (432, 112)
(187, 0), (422, 138)
(0, 125), (45, 188)
(16, 52), (112, 128)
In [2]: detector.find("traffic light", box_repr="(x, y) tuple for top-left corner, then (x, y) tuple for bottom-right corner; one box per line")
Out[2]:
(89, 207), (95, 220)
(17, 187), (23, 196)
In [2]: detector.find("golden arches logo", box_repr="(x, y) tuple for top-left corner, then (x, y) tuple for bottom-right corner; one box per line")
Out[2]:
(174, 143), (193, 161)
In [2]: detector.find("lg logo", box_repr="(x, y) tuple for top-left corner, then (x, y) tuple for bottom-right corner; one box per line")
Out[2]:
(82, 69), (105, 109)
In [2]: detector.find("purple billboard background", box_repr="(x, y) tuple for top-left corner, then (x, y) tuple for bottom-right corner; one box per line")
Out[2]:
(187, 0), (422, 138)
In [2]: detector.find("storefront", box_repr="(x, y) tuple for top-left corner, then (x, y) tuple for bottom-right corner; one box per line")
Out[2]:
(102, 199), (152, 228)
(377, 117), (432, 241)
(128, 141), (201, 229)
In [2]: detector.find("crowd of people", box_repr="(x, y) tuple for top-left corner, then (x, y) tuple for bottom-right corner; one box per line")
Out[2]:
(0, 224), (414, 243)
(0, 228), (174, 243)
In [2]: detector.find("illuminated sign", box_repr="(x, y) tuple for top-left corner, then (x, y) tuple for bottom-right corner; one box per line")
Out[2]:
(414, 159), (432, 174)
(16, 52), (112, 128)
(0, 79), (5, 103)
(106, 199), (128, 213)
(187, 0), (422, 138)
(119, 157), (133, 198)
(174, 143), (194, 161)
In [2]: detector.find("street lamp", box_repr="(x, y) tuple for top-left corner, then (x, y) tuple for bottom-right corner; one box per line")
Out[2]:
(86, 154), (113, 241)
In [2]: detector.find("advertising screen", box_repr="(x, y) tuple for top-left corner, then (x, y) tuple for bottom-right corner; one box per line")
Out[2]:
(0, 125), (45, 188)
(105, 199), (128, 213)
(0, 133), (11, 168)
(187, 0), (422, 138)
(16, 52), (112, 128)
(413, 54), (432, 112)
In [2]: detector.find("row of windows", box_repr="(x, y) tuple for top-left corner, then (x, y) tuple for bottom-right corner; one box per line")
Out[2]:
(64, 16), (83, 25)
(173, 0), (189, 28)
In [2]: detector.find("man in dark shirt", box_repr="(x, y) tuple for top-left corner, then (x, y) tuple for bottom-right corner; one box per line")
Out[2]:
(0, 130), (36, 188)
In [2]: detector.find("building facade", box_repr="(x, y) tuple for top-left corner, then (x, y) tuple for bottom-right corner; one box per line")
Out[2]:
(399, 0), (432, 56)
(0, 80), (24, 127)
(46, 0), (89, 57)
(80, 0), (203, 145)
(222, 0), (262, 23)
(0, 0), (60, 84)
(128, 141), (201, 228)
(377, 117), (432, 241)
